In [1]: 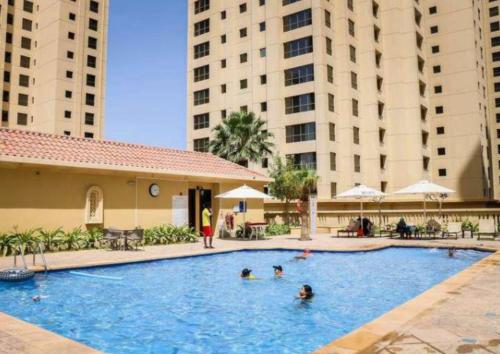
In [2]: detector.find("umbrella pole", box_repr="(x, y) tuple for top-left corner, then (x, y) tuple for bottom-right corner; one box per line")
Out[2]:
(423, 197), (427, 222)
(360, 200), (364, 236)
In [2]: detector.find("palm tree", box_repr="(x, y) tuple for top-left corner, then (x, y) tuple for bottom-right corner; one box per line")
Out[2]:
(294, 169), (319, 241)
(209, 111), (274, 166)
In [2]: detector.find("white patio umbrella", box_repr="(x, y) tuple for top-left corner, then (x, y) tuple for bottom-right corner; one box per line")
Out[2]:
(215, 185), (272, 223)
(393, 180), (455, 219)
(336, 185), (386, 234)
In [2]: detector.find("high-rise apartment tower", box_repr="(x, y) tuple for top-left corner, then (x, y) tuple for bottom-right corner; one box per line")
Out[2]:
(0, 0), (108, 139)
(187, 0), (498, 203)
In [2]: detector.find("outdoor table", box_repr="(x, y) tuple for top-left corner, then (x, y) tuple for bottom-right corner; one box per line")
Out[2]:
(245, 222), (267, 240)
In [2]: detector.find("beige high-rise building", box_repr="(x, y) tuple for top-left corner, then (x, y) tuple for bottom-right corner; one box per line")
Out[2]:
(0, 0), (108, 139)
(187, 0), (499, 203)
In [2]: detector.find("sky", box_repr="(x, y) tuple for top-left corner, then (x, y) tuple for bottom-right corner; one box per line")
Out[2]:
(105, 1), (187, 149)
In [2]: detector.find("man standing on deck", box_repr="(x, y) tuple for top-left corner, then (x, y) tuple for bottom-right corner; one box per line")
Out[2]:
(202, 205), (214, 249)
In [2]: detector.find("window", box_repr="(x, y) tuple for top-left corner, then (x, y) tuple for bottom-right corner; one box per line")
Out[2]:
(194, 65), (210, 82)
(67, 51), (74, 59)
(435, 106), (444, 114)
(86, 93), (95, 106)
(495, 82), (500, 92)
(3, 72), (9, 83)
(377, 102), (384, 118)
(287, 152), (317, 169)
(438, 168), (447, 177)
(349, 45), (356, 62)
(283, 9), (312, 32)
(330, 152), (336, 171)
(261, 102), (267, 112)
(283, 0), (301, 5)
(259, 0), (265, 6)
(496, 97), (500, 107)
(221, 84), (226, 93)
(351, 71), (357, 89)
(84, 132), (94, 139)
(262, 158), (268, 169)
(380, 155), (387, 169)
(326, 37), (333, 55)
(260, 75), (267, 84)
(285, 93), (315, 114)
(433, 65), (441, 73)
(22, 18), (32, 31)
(2, 110), (9, 122)
(18, 94), (29, 106)
(260, 22), (266, 31)
(66, 70), (73, 79)
(373, 1), (379, 17)
(421, 105), (428, 120)
(325, 10), (331, 28)
(87, 74), (96, 87)
(379, 128), (386, 144)
(491, 21), (500, 32)
(497, 113), (500, 123)
(381, 181), (388, 193)
(240, 27), (247, 38)
(240, 3), (247, 13)
(23, 0), (33, 13)
(221, 34), (226, 44)
(68, 32), (75, 40)
(221, 110), (227, 118)
(429, 6), (437, 14)
(352, 99), (358, 116)
(415, 9), (422, 25)
(331, 183), (337, 199)
(328, 94), (335, 112)
(194, 19), (210, 36)
(347, 0), (353, 11)
(19, 74), (29, 87)
(374, 25), (380, 42)
(89, 18), (98, 31)
(240, 53), (248, 63)
(431, 45), (440, 53)
(87, 55), (97, 68)
(430, 25), (438, 34)
(6, 32), (12, 44)
(194, 113), (209, 129)
(375, 50), (382, 67)
(437, 147), (446, 156)
(436, 126), (445, 135)
(64, 131), (71, 136)
(376, 76), (383, 91)
(89, 0), (99, 13)
(221, 10), (226, 19)
(329, 123), (335, 141)
(353, 126), (360, 144)
(348, 19), (355, 36)
(327, 65), (333, 83)
(85, 186), (104, 224)
(434, 85), (442, 93)
(416, 32), (423, 49)
(240, 79), (248, 89)
(284, 64), (314, 86)
(21, 37), (31, 49)
(493, 52), (500, 61)
(286, 122), (316, 143)
(490, 6), (499, 17)
(20, 56), (30, 68)
(260, 47), (266, 57)
(64, 110), (71, 119)
(354, 155), (361, 172)
(69, 12), (76, 21)
(492, 36), (500, 47)
(284, 36), (313, 58)
(221, 59), (227, 68)
(194, 42), (210, 59)
(65, 90), (72, 99)
(194, 89), (209, 105)
(193, 138), (210, 152)
(88, 37), (97, 49)
(3, 91), (9, 102)
(17, 113), (28, 126)
(85, 113), (95, 125)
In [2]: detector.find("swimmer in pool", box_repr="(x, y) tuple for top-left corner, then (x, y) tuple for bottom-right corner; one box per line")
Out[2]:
(297, 285), (314, 301)
(448, 247), (457, 257)
(32, 295), (41, 302)
(294, 248), (312, 260)
(240, 268), (256, 280)
(273, 265), (283, 277)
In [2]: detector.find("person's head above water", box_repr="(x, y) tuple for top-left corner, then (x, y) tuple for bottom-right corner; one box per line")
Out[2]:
(273, 265), (283, 275)
(300, 284), (314, 300)
(241, 268), (252, 278)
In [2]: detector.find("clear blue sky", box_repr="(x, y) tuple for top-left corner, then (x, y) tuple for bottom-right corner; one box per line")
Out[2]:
(105, 1), (187, 149)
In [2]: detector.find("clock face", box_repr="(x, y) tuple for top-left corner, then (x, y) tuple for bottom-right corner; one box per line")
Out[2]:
(149, 184), (160, 197)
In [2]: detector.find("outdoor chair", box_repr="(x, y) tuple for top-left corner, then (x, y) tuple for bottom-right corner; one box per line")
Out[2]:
(477, 219), (498, 240)
(103, 228), (122, 250)
(337, 219), (359, 237)
(442, 222), (461, 239)
(125, 228), (144, 250)
(424, 219), (441, 239)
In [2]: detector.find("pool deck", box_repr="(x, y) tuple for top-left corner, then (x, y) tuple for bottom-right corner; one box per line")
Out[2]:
(0, 235), (499, 354)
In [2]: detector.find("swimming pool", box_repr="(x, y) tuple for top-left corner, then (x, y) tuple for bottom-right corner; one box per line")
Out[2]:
(0, 247), (489, 353)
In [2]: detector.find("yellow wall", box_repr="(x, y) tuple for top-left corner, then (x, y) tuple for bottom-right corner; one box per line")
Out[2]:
(0, 166), (265, 233)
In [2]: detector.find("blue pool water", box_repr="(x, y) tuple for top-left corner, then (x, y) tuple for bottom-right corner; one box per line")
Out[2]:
(0, 247), (489, 354)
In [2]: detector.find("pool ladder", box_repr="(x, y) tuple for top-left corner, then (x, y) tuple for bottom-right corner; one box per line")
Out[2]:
(13, 243), (48, 274)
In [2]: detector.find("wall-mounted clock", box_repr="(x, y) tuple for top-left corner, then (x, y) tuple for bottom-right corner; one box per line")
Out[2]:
(149, 183), (160, 197)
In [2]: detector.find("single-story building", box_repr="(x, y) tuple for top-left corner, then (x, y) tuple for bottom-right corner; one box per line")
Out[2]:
(0, 128), (271, 233)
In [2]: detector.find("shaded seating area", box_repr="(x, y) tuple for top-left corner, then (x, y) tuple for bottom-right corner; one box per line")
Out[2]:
(336, 219), (359, 237)
(103, 228), (144, 250)
(442, 222), (461, 239)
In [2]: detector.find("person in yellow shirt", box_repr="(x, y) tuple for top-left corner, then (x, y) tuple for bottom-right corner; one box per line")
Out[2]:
(202, 205), (214, 249)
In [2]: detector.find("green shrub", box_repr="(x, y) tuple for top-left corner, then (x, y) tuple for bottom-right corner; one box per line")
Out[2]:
(144, 224), (198, 245)
(461, 219), (479, 232)
(265, 223), (291, 236)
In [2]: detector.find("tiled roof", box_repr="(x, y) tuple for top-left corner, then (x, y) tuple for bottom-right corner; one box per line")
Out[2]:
(0, 128), (270, 182)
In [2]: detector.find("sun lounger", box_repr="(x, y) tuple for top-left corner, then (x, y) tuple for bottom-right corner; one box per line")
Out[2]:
(336, 219), (360, 237)
(442, 222), (461, 239)
(477, 219), (498, 240)
(424, 219), (441, 239)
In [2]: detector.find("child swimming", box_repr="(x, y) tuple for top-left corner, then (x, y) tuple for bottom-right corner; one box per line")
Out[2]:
(448, 247), (457, 257)
(273, 265), (283, 277)
(240, 268), (256, 280)
(294, 248), (312, 260)
(297, 285), (314, 300)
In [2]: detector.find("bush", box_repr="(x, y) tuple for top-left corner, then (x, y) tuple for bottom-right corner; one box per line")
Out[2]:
(143, 225), (198, 245)
(265, 223), (291, 236)
(461, 219), (479, 232)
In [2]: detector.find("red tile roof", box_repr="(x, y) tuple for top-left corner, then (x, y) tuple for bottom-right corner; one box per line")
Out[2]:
(0, 128), (270, 182)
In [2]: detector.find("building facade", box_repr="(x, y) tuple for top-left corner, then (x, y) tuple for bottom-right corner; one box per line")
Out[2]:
(187, 0), (500, 203)
(0, 0), (108, 139)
